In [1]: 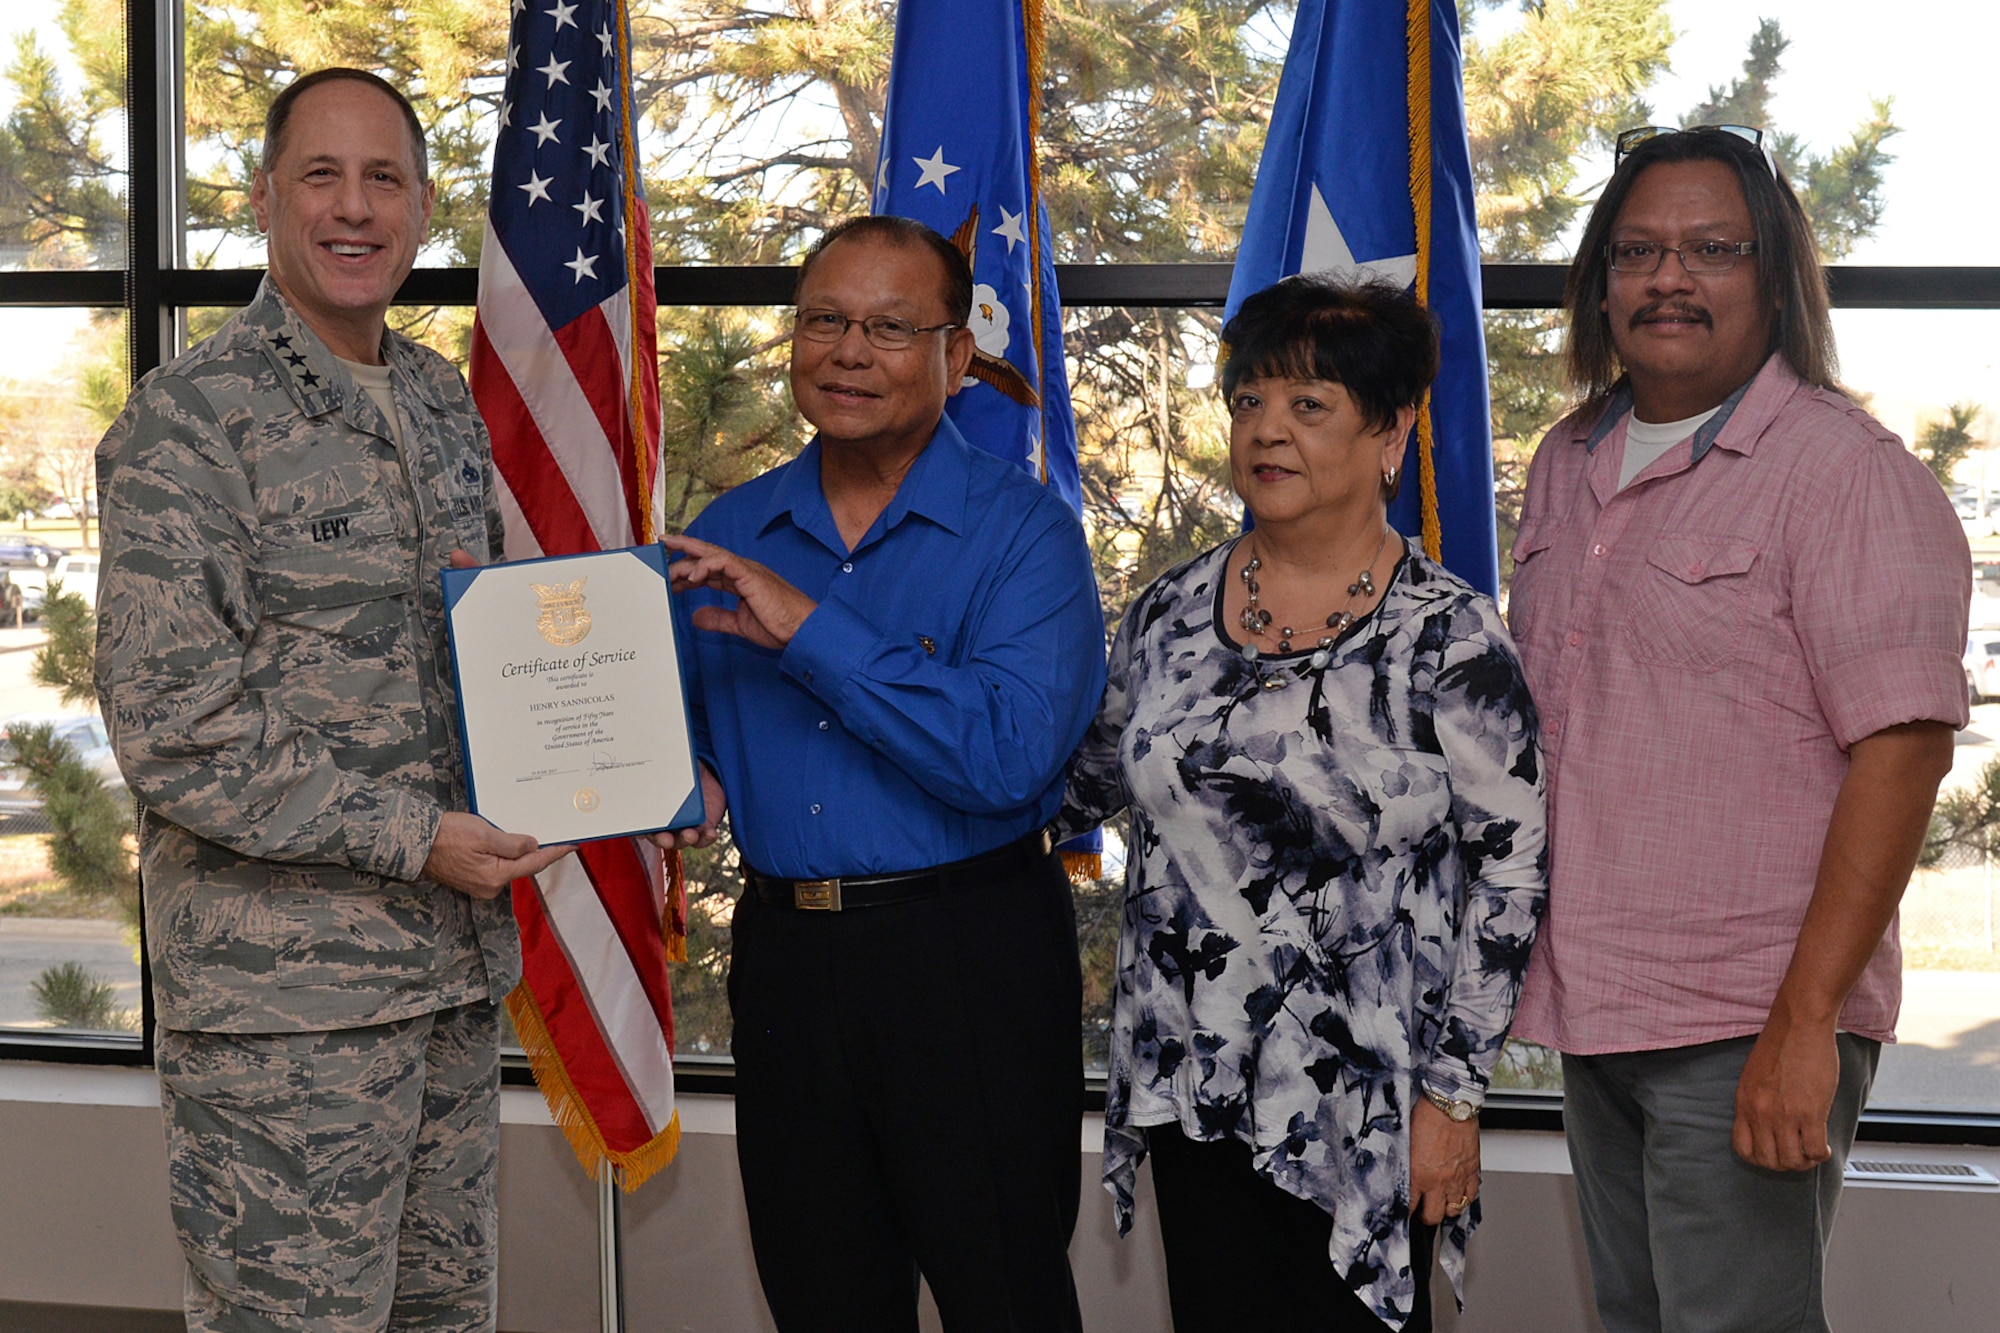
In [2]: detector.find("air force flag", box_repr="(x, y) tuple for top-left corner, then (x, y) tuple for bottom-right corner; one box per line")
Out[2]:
(872, 0), (1081, 514)
(1227, 0), (1497, 595)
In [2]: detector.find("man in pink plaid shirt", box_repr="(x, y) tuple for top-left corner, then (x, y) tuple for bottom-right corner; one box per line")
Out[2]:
(1507, 124), (1971, 1332)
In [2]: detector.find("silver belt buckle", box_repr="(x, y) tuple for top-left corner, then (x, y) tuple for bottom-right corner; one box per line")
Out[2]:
(793, 878), (842, 911)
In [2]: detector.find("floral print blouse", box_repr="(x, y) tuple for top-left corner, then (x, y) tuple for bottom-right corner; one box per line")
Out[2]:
(1056, 537), (1547, 1328)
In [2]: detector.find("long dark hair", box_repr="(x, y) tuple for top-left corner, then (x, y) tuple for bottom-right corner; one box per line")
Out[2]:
(1563, 127), (1836, 410)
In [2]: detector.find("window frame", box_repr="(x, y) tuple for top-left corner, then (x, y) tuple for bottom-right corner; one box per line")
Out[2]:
(0, 0), (1993, 1148)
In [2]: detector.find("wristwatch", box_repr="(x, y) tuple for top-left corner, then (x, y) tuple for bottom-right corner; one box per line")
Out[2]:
(1421, 1082), (1479, 1122)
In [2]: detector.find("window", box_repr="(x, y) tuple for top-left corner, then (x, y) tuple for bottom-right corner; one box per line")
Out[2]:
(0, 0), (1991, 1142)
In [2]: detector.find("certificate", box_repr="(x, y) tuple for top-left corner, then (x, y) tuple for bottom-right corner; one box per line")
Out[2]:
(442, 544), (703, 845)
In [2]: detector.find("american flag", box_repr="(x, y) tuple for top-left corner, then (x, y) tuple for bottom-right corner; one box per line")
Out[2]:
(471, 0), (682, 1187)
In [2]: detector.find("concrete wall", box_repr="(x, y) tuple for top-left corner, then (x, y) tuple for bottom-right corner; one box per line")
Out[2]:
(3, 1063), (1997, 1331)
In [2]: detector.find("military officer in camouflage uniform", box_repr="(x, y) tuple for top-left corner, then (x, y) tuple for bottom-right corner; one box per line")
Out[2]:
(94, 68), (571, 1332)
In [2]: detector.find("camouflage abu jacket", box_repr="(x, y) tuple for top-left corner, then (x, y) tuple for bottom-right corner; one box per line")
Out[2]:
(94, 278), (518, 1032)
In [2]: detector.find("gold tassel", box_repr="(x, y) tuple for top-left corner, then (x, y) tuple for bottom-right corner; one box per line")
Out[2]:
(662, 846), (688, 963)
(507, 982), (683, 1192)
(1062, 851), (1103, 884)
(1406, 0), (1442, 563)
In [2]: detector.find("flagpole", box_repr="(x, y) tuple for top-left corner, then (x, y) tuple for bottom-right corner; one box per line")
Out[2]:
(598, 1169), (626, 1333)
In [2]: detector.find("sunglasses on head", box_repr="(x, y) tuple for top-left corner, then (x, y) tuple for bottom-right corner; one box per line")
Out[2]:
(1613, 123), (1779, 178)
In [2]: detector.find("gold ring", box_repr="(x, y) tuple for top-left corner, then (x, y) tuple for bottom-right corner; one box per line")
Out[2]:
(1453, 1195), (1471, 1210)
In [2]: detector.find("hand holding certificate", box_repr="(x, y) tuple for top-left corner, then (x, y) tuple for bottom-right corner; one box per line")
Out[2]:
(443, 544), (704, 846)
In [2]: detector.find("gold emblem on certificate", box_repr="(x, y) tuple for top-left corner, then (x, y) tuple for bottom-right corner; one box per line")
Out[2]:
(574, 787), (601, 814)
(533, 578), (593, 646)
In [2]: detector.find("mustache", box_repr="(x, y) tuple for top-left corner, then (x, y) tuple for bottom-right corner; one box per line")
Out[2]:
(1630, 302), (1712, 330)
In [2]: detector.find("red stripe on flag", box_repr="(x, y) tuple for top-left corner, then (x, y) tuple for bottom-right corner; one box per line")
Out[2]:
(552, 306), (636, 509)
(577, 838), (676, 1039)
(513, 877), (657, 1151)
(471, 317), (601, 556)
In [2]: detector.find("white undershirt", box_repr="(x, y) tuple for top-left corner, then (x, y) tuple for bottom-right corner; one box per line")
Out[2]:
(1618, 405), (1721, 490)
(336, 356), (405, 451)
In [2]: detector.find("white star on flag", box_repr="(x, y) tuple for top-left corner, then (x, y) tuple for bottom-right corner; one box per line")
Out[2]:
(507, 44), (519, 72)
(519, 171), (554, 205)
(992, 206), (1026, 254)
(574, 192), (605, 225)
(528, 112), (562, 147)
(538, 54), (571, 87)
(597, 25), (614, 56)
(499, 100), (513, 128)
(547, 0), (578, 31)
(875, 156), (890, 201)
(1299, 183), (1417, 290)
(564, 248), (600, 283)
(584, 137), (612, 169)
(510, 0), (524, 14)
(590, 81), (615, 113)
(913, 145), (960, 195)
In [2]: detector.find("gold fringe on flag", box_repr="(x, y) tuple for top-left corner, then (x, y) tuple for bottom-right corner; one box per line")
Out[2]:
(507, 982), (683, 1192)
(611, 0), (656, 541)
(1061, 850), (1103, 884)
(1405, 0), (1442, 563)
(1022, 0), (1051, 486)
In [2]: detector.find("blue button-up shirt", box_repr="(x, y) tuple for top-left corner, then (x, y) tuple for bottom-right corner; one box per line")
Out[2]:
(679, 415), (1106, 879)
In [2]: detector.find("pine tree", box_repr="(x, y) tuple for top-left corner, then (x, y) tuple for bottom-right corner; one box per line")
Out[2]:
(7, 720), (136, 912)
(31, 583), (96, 706)
(1916, 403), (1982, 492)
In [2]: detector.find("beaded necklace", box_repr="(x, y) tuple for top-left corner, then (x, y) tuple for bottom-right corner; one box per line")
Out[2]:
(1238, 526), (1392, 671)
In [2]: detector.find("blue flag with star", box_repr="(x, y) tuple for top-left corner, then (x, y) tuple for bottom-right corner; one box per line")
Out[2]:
(1227, 0), (1497, 595)
(872, 0), (1080, 514)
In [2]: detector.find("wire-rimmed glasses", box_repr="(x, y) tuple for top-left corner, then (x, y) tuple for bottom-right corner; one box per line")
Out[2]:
(793, 308), (960, 351)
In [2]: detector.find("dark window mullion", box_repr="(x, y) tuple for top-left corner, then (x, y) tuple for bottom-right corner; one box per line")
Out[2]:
(140, 264), (2000, 314)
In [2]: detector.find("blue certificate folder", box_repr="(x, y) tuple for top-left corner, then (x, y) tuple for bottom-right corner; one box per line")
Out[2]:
(441, 542), (704, 847)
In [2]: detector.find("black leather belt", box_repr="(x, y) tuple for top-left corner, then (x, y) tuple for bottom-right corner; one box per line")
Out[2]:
(745, 828), (1055, 912)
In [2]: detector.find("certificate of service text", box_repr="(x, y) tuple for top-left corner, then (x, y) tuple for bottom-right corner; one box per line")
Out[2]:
(442, 544), (703, 845)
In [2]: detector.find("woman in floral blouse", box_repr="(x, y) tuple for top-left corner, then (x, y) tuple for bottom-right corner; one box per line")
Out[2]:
(1057, 275), (1547, 1331)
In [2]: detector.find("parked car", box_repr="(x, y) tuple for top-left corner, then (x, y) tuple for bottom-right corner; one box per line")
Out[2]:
(0, 535), (65, 570)
(0, 536), (68, 619)
(1966, 634), (2000, 704)
(28, 553), (100, 611)
(0, 712), (124, 817)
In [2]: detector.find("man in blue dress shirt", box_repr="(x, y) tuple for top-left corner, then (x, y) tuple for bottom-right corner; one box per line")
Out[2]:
(660, 216), (1105, 1333)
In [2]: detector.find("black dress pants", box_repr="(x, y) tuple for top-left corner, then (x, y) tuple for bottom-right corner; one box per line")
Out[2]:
(1149, 1123), (1434, 1332)
(728, 839), (1085, 1333)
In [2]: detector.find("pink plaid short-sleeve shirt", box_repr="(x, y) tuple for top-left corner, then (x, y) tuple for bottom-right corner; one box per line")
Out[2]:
(1508, 355), (1971, 1055)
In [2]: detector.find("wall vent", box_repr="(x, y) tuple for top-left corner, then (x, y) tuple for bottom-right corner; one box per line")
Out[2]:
(1845, 1159), (2000, 1188)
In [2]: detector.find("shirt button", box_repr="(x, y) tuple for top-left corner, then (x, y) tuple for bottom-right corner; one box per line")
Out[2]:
(818, 720), (830, 731)
(1567, 631), (1583, 647)
(810, 803), (822, 815)
(802, 669), (813, 682)
(841, 562), (854, 573)
(1591, 543), (1606, 557)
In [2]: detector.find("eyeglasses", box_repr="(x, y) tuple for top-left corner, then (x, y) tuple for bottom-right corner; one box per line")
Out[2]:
(1614, 123), (1778, 178)
(793, 308), (959, 351)
(1606, 238), (1759, 275)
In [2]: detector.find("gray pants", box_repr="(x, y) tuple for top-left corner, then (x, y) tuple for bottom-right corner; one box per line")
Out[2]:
(156, 1001), (502, 1333)
(1562, 1034), (1879, 1333)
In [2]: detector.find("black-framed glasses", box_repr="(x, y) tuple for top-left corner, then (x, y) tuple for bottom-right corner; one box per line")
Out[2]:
(793, 308), (959, 350)
(1614, 123), (1778, 177)
(1606, 238), (1760, 275)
